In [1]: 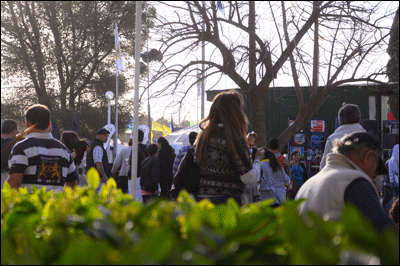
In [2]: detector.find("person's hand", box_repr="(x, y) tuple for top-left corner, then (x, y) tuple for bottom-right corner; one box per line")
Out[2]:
(71, 149), (77, 159)
(255, 148), (265, 161)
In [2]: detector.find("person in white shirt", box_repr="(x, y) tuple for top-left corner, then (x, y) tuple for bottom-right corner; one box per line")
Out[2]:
(320, 103), (365, 169)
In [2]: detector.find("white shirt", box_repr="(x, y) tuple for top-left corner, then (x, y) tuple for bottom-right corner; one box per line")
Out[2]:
(93, 146), (103, 163)
(320, 123), (365, 169)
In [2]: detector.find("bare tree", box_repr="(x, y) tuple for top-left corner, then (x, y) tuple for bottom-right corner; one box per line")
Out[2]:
(387, 7), (399, 120)
(149, 1), (397, 149)
(1, 1), (156, 134)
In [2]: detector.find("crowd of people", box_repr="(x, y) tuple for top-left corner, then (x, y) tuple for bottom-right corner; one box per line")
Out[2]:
(1, 92), (399, 234)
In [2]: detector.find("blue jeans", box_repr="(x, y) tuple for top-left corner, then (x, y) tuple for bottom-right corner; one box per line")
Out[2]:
(96, 178), (106, 193)
(393, 186), (399, 198)
(384, 186), (399, 213)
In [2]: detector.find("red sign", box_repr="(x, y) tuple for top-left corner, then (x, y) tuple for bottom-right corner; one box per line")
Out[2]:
(310, 120), (325, 132)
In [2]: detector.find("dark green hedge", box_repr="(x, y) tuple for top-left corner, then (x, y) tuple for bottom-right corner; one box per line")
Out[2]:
(1, 168), (398, 264)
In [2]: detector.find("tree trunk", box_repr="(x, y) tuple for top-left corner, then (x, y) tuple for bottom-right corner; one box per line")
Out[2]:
(249, 88), (267, 147)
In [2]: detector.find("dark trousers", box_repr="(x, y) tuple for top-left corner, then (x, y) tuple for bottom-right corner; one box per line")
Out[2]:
(382, 185), (393, 208)
(142, 194), (158, 204)
(115, 176), (128, 193)
(160, 178), (172, 200)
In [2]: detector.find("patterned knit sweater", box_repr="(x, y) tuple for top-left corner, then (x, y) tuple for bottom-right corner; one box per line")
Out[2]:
(197, 124), (252, 197)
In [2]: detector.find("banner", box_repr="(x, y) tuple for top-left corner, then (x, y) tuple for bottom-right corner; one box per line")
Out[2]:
(152, 121), (164, 132)
(103, 124), (115, 156)
(72, 114), (79, 132)
(170, 115), (175, 132)
(115, 23), (124, 76)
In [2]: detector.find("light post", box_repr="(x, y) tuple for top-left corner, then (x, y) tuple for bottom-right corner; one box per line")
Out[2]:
(105, 91), (114, 160)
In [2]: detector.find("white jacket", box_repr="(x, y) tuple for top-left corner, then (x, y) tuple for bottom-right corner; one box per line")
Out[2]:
(320, 123), (365, 169)
(111, 146), (132, 177)
(296, 152), (378, 218)
(389, 144), (399, 186)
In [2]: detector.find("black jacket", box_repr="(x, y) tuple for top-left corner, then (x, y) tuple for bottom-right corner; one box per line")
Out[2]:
(137, 144), (149, 178)
(158, 145), (175, 182)
(86, 138), (111, 175)
(140, 156), (160, 194)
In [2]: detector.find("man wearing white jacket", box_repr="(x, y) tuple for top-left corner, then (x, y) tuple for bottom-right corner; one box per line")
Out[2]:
(320, 103), (365, 169)
(296, 132), (397, 234)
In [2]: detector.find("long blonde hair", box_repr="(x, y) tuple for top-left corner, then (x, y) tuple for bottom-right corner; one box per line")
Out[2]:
(195, 90), (249, 162)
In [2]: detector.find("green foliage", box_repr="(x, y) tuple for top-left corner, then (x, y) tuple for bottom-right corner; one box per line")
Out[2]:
(1, 171), (398, 265)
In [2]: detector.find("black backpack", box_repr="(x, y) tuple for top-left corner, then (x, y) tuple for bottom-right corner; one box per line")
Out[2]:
(128, 146), (147, 179)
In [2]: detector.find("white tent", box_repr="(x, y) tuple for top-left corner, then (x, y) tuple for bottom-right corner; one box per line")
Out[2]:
(165, 124), (200, 153)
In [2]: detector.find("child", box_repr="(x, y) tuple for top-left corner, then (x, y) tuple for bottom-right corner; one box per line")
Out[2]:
(140, 144), (161, 204)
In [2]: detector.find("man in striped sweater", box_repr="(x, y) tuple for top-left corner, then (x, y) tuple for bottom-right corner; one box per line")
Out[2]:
(7, 104), (78, 192)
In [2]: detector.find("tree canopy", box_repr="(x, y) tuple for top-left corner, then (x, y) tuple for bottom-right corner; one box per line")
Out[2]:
(1, 1), (156, 139)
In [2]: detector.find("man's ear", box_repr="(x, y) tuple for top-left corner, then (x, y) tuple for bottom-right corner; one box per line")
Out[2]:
(363, 149), (375, 165)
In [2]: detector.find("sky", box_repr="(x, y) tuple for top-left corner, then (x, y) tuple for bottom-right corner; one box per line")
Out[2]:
(126, 1), (397, 126)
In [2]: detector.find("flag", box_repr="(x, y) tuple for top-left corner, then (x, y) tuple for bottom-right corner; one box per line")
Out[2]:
(72, 114), (79, 133)
(217, 1), (224, 16)
(115, 23), (124, 76)
(197, 67), (201, 97)
(170, 115), (175, 132)
(152, 121), (164, 132)
(51, 119), (60, 140)
(162, 125), (171, 137)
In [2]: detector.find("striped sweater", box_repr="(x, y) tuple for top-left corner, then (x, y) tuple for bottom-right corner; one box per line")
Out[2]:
(8, 132), (78, 193)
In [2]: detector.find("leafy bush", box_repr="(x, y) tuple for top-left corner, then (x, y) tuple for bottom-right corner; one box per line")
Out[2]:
(1, 168), (398, 265)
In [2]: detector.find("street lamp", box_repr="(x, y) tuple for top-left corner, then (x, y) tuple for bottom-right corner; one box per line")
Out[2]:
(105, 91), (114, 160)
(105, 91), (114, 125)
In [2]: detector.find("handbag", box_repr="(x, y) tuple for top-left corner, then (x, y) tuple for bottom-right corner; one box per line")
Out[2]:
(286, 178), (299, 199)
(170, 148), (200, 200)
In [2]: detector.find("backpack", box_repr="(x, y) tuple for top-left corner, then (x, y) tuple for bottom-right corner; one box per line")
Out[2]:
(278, 155), (286, 170)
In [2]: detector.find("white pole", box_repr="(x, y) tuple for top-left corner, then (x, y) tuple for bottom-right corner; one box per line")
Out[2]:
(201, 1), (205, 119)
(114, 67), (119, 161)
(131, 1), (142, 201)
(107, 100), (111, 160)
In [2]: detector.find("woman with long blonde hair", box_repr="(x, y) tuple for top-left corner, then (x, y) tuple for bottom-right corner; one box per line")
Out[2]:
(195, 90), (264, 205)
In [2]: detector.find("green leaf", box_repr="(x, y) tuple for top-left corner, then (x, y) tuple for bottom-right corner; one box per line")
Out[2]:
(1, 235), (18, 265)
(140, 225), (177, 263)
(58, 235), (121, 265)
(87, 167), (100, 189)
(106, 177), (117, 189)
